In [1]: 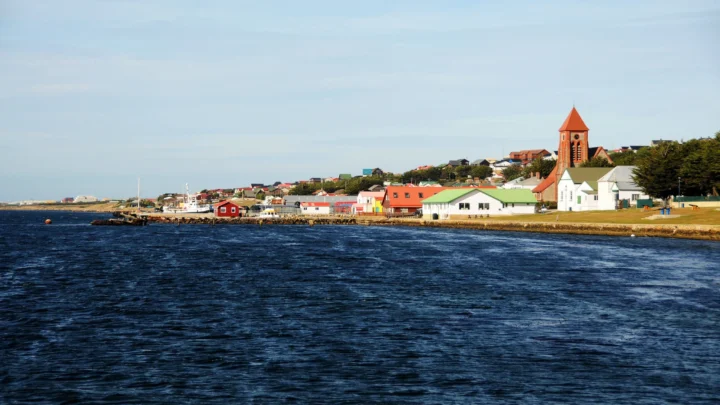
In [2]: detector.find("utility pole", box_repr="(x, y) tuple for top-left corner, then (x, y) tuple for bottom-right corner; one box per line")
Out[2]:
(678, 177), (681, 197)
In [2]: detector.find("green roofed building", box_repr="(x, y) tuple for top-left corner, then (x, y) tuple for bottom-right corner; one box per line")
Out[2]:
(557, 167), (613, 212)
(421, 188), (537, 220)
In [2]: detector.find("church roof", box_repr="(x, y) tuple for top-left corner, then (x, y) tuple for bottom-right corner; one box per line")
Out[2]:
(559, 107), (589, 132)
(565, 168), (613, 184)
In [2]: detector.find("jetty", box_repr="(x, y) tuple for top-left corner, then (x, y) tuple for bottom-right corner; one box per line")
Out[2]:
(90, 211), (148, 226)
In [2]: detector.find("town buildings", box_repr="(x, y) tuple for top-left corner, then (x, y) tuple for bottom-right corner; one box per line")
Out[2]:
(532, 107), (613, 202)
(508, 149), (551, 166)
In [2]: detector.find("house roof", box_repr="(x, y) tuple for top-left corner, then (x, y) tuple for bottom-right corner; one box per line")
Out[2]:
(559, 107), (589, 132)
(421, 189), (476, 204)
(566, 168), (614, 184)
(480, 189), (538, 204)
(383, 186), (450, 208)
(214, 200), (240, 208)
(518, 177), (542, 186)
(598, 166), (643, 191)
(302, 202), (330, 207)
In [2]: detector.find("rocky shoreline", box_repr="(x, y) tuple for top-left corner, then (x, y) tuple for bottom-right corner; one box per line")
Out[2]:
(133, 213), (719, 241)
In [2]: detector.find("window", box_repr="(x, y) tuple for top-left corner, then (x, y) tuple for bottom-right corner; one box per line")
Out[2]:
(231, 207), (236, 213)
(220, 207), (226, 213)
(459, 203), (470, 210)
(315, 207), (319, 211)
(560, 191), (564, 201)
(632, 194), (640, 201)
(594, 195), (598, 201)
(392, 192), (398, 198)
(478, 203), (489, 210)
(405, 193), (410, 198)
(401, 208), (408, 213)
(570, 191), (573, 201)
(577, 196), (581, 204)
(511, 203), (515, 208)
(418, 193), (424, 198)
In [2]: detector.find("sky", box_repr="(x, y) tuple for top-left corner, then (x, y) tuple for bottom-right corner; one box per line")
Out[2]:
(0, 0), (718, 201)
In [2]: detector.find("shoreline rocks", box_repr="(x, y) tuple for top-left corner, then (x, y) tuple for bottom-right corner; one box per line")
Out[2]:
(124, 213), (720, 241)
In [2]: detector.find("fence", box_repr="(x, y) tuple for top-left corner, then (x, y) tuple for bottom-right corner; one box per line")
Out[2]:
(675, 196), (720, 202)
(636, 199), (653, 209)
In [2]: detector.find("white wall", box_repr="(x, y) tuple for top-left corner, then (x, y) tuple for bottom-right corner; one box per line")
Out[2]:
(301, 206), (330, 215)
(597, 181), (617, 210)
(557, 174), (576, 212)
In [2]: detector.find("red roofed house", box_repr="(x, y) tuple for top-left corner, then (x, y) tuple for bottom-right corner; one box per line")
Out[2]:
(333, 201), (355, 214)
(214, 201), (241, 217)
(532, 107), (613, 202)
(301, 201), (331, 215)
(382, 185), (496, 214)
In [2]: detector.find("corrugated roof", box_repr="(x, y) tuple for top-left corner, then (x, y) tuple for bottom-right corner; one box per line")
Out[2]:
(421, 189), (476, 204)
(480, 189), (538, 204)
(566, 168), (613, 184)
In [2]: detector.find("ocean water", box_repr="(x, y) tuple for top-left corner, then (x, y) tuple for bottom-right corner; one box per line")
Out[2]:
(1, 210), (719, 404)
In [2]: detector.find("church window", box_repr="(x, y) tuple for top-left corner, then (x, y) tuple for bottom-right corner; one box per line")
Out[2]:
(570, 191), (573, 201)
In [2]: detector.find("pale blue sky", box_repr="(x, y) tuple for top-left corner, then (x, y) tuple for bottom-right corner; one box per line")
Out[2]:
(1, 0), (718, 200)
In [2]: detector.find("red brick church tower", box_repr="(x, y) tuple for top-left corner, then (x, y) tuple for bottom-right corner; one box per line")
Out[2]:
(533, 107), (598, 201)
(555, 106), (589, 184)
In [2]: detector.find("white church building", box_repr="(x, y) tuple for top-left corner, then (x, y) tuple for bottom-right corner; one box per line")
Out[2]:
(558, 166), (649, 211)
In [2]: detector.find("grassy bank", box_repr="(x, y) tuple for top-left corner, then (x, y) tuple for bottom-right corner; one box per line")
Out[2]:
(443, 207), (720, 226)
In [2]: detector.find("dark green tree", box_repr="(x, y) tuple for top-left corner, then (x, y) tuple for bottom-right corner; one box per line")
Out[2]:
(454, 165), (472, 179)
(633, 141), (684, 201)
(679, 136), (720, 196)
(579, 156), (614, 168)
(470, 165), (493, 180)
(608, 150), (644, 166)
(502, 164), (523, 181)
(521, 158), (555, 178)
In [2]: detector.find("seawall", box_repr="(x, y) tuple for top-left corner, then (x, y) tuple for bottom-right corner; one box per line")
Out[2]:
(141, 214), (720, 241)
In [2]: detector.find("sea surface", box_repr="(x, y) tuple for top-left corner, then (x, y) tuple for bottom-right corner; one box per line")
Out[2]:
(1, 210), (719, 404)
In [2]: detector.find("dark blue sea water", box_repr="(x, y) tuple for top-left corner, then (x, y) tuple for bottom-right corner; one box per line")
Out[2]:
(1, 211), (719, 404)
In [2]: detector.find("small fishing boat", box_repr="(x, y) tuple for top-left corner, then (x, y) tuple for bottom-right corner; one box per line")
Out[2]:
(257, 208), (279, 218)
(163, 184), (211, 213)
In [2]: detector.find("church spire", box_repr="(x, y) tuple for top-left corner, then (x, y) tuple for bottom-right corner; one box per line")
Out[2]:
(559, 107), (589, 132)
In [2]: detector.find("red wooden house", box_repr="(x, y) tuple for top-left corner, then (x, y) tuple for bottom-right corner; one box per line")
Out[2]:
(214, 201), (241, 217)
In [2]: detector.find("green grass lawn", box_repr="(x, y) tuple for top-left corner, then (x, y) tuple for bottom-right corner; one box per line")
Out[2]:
(480, 207), (720, 226)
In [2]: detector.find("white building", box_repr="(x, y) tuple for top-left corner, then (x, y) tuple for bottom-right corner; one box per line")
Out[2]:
(422, 188), (537, 220)
(300, 202), (331, 215)
(557, 168), (614, 211)
(597, 166), (649, 210)
(74, 195), (98, 203)
(354, 191), (384, 214)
